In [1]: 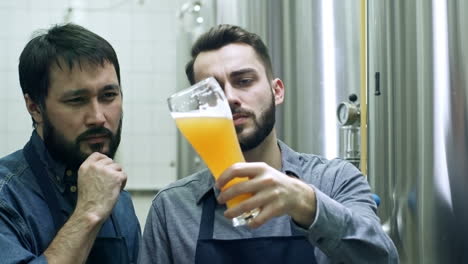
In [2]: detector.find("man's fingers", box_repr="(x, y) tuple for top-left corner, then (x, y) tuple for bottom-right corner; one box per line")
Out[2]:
(84, 152), (108, 162)
(80, 152), (110, 171)
(106, 162), (123, 172)
(247, 205), (277, 229)
(216, 162), (268, 189)
(217, 177), (264, 204)
(120, 174), (127, 190)
(223, 187), (274, 218)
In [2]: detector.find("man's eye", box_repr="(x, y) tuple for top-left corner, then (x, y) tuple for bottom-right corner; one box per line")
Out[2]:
(65, 97), (85, 104)
(238, 79), (253, 86)
(101, 92), (118, 101)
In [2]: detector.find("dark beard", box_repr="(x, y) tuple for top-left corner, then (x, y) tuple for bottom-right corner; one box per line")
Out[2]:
(43, 114), (122, 170)
(235, 93), (276, 152)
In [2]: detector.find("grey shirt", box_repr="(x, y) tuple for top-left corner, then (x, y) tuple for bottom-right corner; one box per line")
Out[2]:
(139, 141), (398, 263)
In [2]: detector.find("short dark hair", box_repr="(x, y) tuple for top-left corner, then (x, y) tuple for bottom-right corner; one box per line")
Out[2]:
(185, 24), (273, 85)
(18, 23), (120, 125)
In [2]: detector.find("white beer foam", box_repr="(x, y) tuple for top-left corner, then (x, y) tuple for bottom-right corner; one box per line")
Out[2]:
(171, 111), (232, 119)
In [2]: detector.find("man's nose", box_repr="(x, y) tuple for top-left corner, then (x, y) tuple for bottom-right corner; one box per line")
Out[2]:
(223, 83), (241, 108)
(85, 100), (106, 127)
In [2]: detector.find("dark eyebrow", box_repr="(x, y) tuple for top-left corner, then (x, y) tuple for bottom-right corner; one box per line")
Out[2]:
(101, 84), (120, 92)
(61, 89), (88, 98)
(229, 68), (258, 78)
(61, 84), (120, 98)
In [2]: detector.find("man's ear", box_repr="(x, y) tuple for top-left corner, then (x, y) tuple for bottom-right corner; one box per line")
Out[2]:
(24, 94), (43, 124)
(271, 78), (285, 105)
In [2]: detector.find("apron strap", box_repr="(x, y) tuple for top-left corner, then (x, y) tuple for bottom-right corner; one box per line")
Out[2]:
(23, 140), (64, 230)
(110, 212), (123, 237)
(197, 191), (217, 240)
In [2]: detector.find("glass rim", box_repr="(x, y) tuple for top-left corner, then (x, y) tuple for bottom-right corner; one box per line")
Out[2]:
(167, 76), (221, 102)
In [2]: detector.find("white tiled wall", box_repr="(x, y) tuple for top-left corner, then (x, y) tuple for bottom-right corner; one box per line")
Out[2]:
(0, 0), (180, 195)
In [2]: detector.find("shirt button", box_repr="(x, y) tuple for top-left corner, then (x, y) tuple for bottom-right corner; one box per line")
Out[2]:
(66, 170), (73, 177)
(70, 186), (77, 192)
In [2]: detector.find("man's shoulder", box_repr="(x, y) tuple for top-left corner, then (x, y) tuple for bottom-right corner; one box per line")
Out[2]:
(286, 146), (368, 201)
(152, 169), (211, 204)
(117, 190), (134, 204)
(280, 141), (350, 173)
(281, 142), (362, 188)
(279, 140), (330, 168)
(114, 190), (140, 225)
(147, 170), (210, 232)
(299, 152), (351, 170)
(0, 149), (27, 172)
(0, 149), (30, 194)
(300, 152), (360, 178)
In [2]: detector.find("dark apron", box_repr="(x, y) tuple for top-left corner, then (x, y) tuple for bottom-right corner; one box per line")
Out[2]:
(194, 193), (318, 264)
(23, 140), (130, 264)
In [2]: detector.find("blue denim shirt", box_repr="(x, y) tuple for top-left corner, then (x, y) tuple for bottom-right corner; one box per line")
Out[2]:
(0, 131), (140, 263)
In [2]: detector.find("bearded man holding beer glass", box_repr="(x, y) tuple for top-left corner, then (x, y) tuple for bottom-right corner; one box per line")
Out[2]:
(139, 24), (398, 264)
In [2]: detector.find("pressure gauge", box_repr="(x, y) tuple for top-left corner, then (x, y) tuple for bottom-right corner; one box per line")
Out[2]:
(337, 102), (360, 125)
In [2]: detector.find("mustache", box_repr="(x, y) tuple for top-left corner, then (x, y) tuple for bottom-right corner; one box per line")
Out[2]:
(76, 127), (113, 143)
(231, 107), (254, 117)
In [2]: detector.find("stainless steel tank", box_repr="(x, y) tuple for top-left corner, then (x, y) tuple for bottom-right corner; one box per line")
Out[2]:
(368, 1), (468, 262)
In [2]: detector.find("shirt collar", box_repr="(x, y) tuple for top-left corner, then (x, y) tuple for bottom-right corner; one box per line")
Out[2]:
(30, 130), (69, 192)
(277, 140), (304, 179)
(195, 140), (303, 204)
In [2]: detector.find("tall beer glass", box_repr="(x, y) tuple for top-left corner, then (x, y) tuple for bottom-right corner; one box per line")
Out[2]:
(167, 77), (259, 227)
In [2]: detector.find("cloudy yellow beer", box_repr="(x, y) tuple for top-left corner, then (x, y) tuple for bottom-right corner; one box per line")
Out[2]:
(174, 114), (251, 208)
